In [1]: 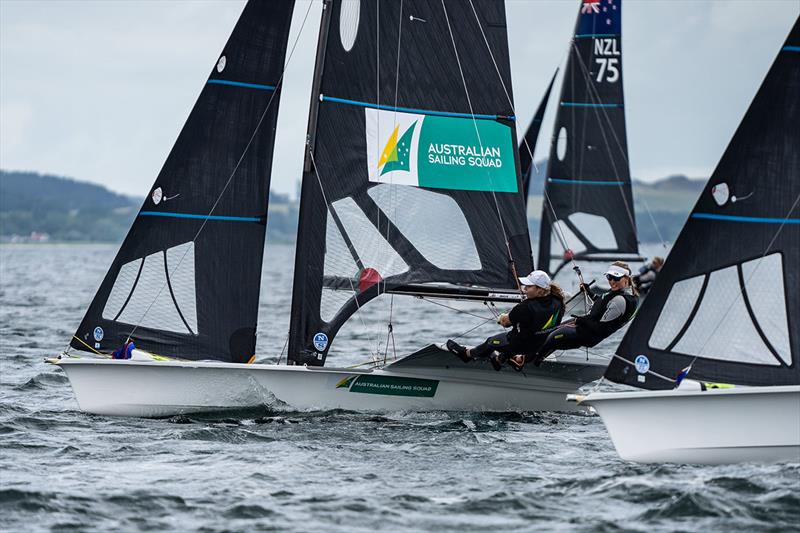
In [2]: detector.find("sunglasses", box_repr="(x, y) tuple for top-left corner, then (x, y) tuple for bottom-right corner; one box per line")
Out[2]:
(606, 274), (624, 282)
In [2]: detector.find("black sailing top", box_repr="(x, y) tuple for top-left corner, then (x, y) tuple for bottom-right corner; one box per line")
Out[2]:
(507, 295), (563, 347)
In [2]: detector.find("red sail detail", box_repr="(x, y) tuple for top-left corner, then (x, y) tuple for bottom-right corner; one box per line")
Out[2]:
(358, 268), (383, 292)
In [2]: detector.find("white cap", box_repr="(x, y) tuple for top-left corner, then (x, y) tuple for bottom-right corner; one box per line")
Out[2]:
(518, 270), (551, 289)
(605, 264), (631, 278)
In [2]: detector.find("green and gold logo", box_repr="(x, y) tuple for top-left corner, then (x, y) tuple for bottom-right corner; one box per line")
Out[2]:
(366, 108), (517, 193)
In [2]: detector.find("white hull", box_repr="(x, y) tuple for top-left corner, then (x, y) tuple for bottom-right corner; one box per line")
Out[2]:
(580, 385), (800, 464)
(52, 348), (606, 417)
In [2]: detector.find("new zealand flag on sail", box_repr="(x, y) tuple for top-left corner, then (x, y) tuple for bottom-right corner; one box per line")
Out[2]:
(577, 0), (621, 35)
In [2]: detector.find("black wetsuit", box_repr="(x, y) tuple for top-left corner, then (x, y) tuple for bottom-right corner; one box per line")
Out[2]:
(531, 288), (637, 363)
(470, 295), (563, 360)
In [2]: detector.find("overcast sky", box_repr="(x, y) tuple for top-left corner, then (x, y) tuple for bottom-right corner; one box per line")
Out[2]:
(1, 0), (797, 198)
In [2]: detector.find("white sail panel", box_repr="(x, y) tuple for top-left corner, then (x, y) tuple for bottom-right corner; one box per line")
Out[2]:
(338, 0), (360, 52)
(321, 288), (352, 323)
(367, 184), (481, 271)
(333, 197), (408, 279)
(102, 258), (143, 320)
(324, 212), (360, 278)
(672, 265), (778, 365)
(165, 243), (198, 335)
(648, 275), (705, 350)
(114, 245), (197, 335)
(742, 253), (791, 365)
(549, 220), (585, 255)
(568, 212), (618, 250)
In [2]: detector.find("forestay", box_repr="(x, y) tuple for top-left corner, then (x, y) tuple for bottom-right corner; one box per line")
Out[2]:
(538, 0), (638, 276)
(289, 0), (532, 366)
(605, 17), (800, 389)
(71, 2), (295, 363)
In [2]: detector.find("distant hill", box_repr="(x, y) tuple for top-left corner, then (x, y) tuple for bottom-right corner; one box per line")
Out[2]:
(526, 160), (706, 244)
(0, 170), (298, 243)
(1, 171), (137, 213)
(1, 171), (140, 242)
(2, 168), (704, 245)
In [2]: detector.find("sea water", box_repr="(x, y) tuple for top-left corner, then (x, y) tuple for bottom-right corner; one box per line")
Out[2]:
(1, 244), (798, 532)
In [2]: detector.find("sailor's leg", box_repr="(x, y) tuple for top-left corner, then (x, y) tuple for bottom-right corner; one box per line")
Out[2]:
(530, 326), (585, 366)
(469, 333), (510, 360)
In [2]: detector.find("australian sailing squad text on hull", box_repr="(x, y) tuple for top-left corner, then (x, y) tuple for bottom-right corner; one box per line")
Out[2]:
(427, 143), (504, 168)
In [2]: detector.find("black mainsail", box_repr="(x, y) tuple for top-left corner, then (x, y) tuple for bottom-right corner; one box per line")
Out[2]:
(605, 18), (800, 390)
(289, 0), (532, 366)
(519, 70), (557, 202)
(538, 0), (639, 276)
(70, 2), (295, 363)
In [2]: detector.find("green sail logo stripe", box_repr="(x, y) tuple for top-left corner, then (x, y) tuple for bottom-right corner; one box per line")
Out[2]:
(343, 375), (439, 397)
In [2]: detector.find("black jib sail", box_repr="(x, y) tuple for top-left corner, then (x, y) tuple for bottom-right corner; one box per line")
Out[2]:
(605, 18), (800, 390)
(289, 0), (532, 366)
(70, 2), (295, 363)
(538, 0), (639, 276)
(519, 70), (557, 202)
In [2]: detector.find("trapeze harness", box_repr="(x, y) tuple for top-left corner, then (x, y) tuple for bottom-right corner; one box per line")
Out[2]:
(470, 295), (563, 360)
(531, 287), (637, 364)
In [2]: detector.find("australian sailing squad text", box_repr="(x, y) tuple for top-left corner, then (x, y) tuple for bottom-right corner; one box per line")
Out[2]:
(427, 143), (503, 168)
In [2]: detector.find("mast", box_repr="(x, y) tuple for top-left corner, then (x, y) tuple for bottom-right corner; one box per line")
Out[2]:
(605, 17), (800, 390)
(538, 0), (640, 276)
(289, 0), (334, 366)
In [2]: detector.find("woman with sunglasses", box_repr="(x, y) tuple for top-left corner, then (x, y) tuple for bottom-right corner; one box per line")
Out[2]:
(446, 270), (565, 371)
(509, 261), (639, 369)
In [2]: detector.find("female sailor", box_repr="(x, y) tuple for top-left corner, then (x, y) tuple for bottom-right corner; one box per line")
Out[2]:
(511, 262), (638, 369)
(446, 270), (564, 371)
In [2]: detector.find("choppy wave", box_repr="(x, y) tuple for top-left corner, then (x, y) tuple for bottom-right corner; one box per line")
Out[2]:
(1, 244), (798, 532)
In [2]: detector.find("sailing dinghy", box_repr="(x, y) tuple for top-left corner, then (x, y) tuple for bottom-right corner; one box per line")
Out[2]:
(50, 0), (607, 417)
(576, 18), (800, 464)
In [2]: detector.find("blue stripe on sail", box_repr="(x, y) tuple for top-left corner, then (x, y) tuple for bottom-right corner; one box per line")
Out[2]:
(207, 79), (277, 91)
(575, 33), (619, 38)
(548, 178), (625, 186)
(783, 46), (800, 53)
(561, 102), (623, 108)
(321, 95), (514, 121)
(140, 211), (263, 223)
(691, 213), (800, 225)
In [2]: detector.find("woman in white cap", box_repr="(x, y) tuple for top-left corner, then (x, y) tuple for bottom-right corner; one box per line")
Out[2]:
(515, 261), (638, 368)
(446, 270), (565, 371)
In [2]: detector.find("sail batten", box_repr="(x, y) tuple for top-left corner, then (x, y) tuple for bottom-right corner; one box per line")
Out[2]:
(289, 0), (532, 366)
(605, 17), (800, 390)
(70, 2), (295, 363)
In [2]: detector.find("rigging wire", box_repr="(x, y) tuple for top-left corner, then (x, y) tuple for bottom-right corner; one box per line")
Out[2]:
(276, 330), (290, 365)
(569, 42), (639, 239)
(692, 193), (800, 366)
(380, 0), (405, 365)
(308, 149), (381, 362)
(466, 0), (578, 278)
(440, 0), (520, 290)
(416, 296), (494, 321)
(569, 41), (669, 252)
(612, 194), (800, 384)
(121, 1), (316, 346)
